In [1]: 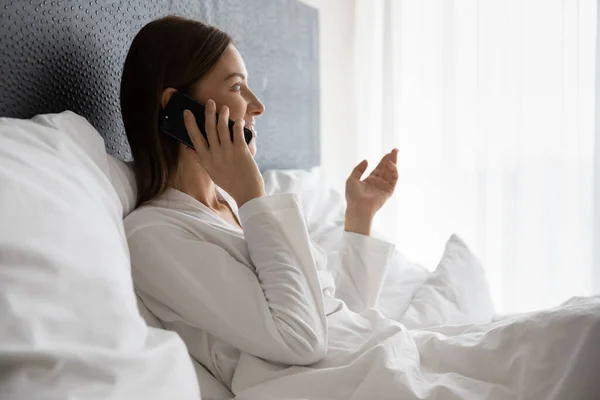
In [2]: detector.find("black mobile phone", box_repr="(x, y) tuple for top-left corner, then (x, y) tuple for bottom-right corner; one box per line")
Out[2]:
(158, 91), (253, 148)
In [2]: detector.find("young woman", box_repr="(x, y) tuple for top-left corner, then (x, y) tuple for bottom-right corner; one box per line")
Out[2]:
(121, 15), (599, 400)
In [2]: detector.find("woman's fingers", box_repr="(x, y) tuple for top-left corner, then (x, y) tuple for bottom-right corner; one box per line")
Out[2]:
(349, 160), (368, 180)
(373, 152), (391, 172)
(375, 148), (398, 168)
(390, 148), (398, 164)
(386, 150), (399, 184)
(379, 161), (398, 187)
(232, 119), (247, 149)
(183, 109), (209, 157)
(386, 160), (398, 178)
(371, 148), (399, 176)
(217, 105), (231, 147)
(204, 99), (219, 147)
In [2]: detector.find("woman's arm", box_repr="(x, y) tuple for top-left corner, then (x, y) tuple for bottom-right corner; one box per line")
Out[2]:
(127, 194), (327, 365)
(326, 232), (395, 313)
(344, 206), (374, 236)
(325, 149), (398, 311)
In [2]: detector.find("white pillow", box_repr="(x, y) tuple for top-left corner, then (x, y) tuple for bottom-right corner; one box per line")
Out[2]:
(375, 250), (431, 322)
(0, 112), (199, 399)
(262, 168), (346, 249)
(400, 235), (495, 329)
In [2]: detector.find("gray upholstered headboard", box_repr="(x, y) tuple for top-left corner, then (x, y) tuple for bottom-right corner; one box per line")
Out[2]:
(0, 0), (320, 171)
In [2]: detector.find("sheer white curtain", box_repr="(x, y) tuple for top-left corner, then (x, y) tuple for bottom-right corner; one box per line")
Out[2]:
(354, 0), (597, 313)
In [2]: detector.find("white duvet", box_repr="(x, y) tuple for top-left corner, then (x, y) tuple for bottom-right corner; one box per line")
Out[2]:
(233, 295), (599, 400)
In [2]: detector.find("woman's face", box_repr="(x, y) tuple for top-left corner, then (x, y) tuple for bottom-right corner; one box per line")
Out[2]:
(188, 44), (265, 156)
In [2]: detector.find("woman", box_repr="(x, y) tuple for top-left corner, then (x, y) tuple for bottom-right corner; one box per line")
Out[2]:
(121, 16), (599, 400)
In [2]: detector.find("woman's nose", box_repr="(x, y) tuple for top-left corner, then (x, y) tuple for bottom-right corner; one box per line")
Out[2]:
(247, 93), (265, 116)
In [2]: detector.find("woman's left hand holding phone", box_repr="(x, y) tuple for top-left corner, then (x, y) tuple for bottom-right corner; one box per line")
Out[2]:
(183, 99), (265, 207)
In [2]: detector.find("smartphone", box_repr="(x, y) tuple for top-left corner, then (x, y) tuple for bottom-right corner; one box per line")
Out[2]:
(158, 91), (253, 148)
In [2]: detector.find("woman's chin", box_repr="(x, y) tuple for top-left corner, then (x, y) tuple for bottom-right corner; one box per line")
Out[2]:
(249, 141), (257, 157)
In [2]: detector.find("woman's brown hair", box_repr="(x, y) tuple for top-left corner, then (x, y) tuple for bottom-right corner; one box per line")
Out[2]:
(120, 16), (231, 207)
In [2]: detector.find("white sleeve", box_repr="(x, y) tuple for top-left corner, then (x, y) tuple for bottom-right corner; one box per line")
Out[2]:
(327, 231), (395, 313)
(127, 194), (327, 366)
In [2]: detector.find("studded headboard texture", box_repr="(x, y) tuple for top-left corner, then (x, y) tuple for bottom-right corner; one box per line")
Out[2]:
(0, 0), (320, 170)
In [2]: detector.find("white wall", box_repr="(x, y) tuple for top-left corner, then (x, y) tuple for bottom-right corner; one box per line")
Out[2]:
(298, 0), (358, 192)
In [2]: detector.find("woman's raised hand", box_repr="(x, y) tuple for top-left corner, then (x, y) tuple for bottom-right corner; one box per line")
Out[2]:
(344, 149), (399, 235)
(183, 99), (265, 207)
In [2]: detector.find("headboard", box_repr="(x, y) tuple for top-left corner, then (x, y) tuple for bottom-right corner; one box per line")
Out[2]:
(0, 0), (320, 171)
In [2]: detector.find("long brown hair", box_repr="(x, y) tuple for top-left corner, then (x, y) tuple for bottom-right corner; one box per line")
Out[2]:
(120, 16), (231, 207)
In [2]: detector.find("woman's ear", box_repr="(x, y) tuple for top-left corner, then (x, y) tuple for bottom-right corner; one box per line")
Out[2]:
(160, 87), (178, 110)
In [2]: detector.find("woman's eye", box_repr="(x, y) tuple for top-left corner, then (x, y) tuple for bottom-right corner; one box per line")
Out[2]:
(231, 83), (242, 92)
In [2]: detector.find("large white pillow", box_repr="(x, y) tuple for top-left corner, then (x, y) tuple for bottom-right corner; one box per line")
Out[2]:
(0, 112), (199, 399)
(262, 168), (346, 250)
(400, 235), (495, 329)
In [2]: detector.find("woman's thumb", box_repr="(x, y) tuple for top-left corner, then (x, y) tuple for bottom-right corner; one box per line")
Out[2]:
(349, 160), (368, 180)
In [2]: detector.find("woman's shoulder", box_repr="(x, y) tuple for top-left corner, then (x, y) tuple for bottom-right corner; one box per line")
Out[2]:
(123, 194), (228, 244)
(123, 191), (202, 240)
(124, 189), (248, 254)
(124, 203), (183, 239)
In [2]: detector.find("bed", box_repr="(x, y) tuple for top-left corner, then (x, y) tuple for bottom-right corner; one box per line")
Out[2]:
(1, 1), (600, 400)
